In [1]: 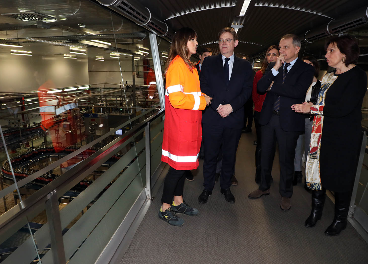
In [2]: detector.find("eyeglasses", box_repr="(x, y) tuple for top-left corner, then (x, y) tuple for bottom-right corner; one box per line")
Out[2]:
(267, 53), (278, 56)
(218, 38), (233, 44)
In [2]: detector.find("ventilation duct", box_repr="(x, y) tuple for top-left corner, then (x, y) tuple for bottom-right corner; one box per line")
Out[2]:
(95, 0), (169, 36)
(305, 6), (368, 42)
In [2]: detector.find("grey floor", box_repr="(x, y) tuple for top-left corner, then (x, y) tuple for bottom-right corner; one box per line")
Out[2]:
(120, 132), (368, 264)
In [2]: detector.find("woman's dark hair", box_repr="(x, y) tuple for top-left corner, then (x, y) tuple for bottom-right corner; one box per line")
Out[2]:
(261, 45), (279, 73)
(302, 56), (320, 78)
(326, 35), (360, 66)
(166, 27), (197, 72)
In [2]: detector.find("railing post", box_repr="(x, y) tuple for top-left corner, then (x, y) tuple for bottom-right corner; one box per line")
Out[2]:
(349, 131), (367, 217)
(145, 122), (152, 200)
(149, 33), (165, 110)
(45, 190), (66, 264)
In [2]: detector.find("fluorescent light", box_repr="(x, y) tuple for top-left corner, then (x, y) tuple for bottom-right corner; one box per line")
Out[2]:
(239, 0), (251, 16)
(80, 40), (109, 48)
(0, 43), (23, 48)
(11, 49), (31, 53)
(70, 46), (86, 52)
(254, 3), (332, 19)
(10, 49), (32, 56)
(64, 54), (77, 59)
(70, 51), (86, 55)
(166, 2), (236, 20)
(91, 40), (111, 46)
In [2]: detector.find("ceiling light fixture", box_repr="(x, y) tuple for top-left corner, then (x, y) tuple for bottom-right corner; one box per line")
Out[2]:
(0, 43), (23, 48)
(254, 2), (332, 19)
(64, 54), (77, 59)
(239, 40), (263, 46)
(80, 40), (109, 48)
(10, 49), (32, 56)
(166, 1), (237, 20)
(239, 0), (251, 16)
(70, 51), (87, 55)
(90, 40), (111, 46)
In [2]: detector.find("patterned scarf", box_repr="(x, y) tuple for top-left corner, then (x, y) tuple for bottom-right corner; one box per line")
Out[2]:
(305, 73), (338, 190)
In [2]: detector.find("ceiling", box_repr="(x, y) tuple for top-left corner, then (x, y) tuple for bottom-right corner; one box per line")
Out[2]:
(0, 0), (367, 68)
(135, 0), (368, 67)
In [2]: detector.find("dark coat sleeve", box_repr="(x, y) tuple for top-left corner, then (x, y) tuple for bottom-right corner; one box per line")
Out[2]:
(257, 62), (275, 94)
(200, 58), (222, 111)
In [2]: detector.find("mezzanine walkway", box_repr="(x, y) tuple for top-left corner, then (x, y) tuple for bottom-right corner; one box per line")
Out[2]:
(118, 132), (368, 264)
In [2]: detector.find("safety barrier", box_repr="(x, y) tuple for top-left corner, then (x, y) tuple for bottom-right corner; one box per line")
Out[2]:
(0, 109), (165, 264)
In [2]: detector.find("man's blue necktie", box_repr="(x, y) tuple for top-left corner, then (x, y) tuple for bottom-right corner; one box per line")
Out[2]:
(274, 62), (290, 112)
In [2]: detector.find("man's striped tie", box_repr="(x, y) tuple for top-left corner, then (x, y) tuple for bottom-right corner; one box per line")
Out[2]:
(273, 62), (290, 112)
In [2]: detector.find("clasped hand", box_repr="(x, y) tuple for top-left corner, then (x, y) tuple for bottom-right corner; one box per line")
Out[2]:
(291, 102), (312, 113)
(217, 104), (233, 118)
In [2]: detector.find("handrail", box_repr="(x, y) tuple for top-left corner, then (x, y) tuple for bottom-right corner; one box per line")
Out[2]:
(0, 108), (158, 201)
(0, 109), (164, 240)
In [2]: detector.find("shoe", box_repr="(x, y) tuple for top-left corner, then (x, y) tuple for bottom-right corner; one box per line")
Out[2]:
(185, 171), (194, 181)
(293, 171), (303, 186)
(158, 208), (184, 226)
(280, 197), (291, 211)
(324, 191), (351, 236)
(198, 189), (212, 204)
(324, 219), (347, 236)
(171, 201), (199, 216)
(231, 175), (238, 186)
(305, 189), (326, 228)
(248, 189), (270, 199)
(221, 188), (235, 203)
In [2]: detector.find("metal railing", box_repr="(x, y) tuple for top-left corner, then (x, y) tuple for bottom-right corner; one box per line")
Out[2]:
(0, 109), (165, 264)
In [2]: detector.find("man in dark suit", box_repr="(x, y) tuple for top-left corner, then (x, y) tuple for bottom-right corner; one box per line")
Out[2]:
(198, 27), (253, 204)
(248, 34), (314, 211)
(196, 47), (212, 73)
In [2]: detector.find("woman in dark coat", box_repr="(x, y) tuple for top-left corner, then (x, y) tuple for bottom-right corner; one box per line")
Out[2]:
(292, 35), (367, 236)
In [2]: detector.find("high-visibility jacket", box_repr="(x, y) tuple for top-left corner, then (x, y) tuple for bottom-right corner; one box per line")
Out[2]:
(161, 55), (206, 170)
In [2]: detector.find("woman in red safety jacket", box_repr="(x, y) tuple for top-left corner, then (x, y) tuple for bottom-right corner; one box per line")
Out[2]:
(159, 27), (211, 226)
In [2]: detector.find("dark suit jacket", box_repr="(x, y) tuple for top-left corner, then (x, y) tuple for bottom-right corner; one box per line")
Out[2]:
(257, 59), (314, 132)
(201, 54), (253, 129)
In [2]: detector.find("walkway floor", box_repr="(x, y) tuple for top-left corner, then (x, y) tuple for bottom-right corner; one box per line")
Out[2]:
(120, 132), (368, 264)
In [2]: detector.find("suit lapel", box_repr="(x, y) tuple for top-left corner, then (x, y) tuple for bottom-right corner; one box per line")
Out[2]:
(214, 54), (227, 85)
(286, 58), (300, 77)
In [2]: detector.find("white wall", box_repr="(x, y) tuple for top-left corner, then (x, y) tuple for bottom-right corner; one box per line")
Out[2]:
(0, 53), (88, 92)
(0, 53), (145, 92)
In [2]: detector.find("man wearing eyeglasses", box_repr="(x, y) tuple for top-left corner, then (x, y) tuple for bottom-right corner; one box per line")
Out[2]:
(198, 27), (253, 204)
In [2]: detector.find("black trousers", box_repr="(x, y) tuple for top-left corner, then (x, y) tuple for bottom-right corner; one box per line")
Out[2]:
(244, 98), (254, 129)
(259, 114), (300, 197)
(203, 124), (242, 190)
(161, 166), (187, 204)
(254, 111), (262, 168)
